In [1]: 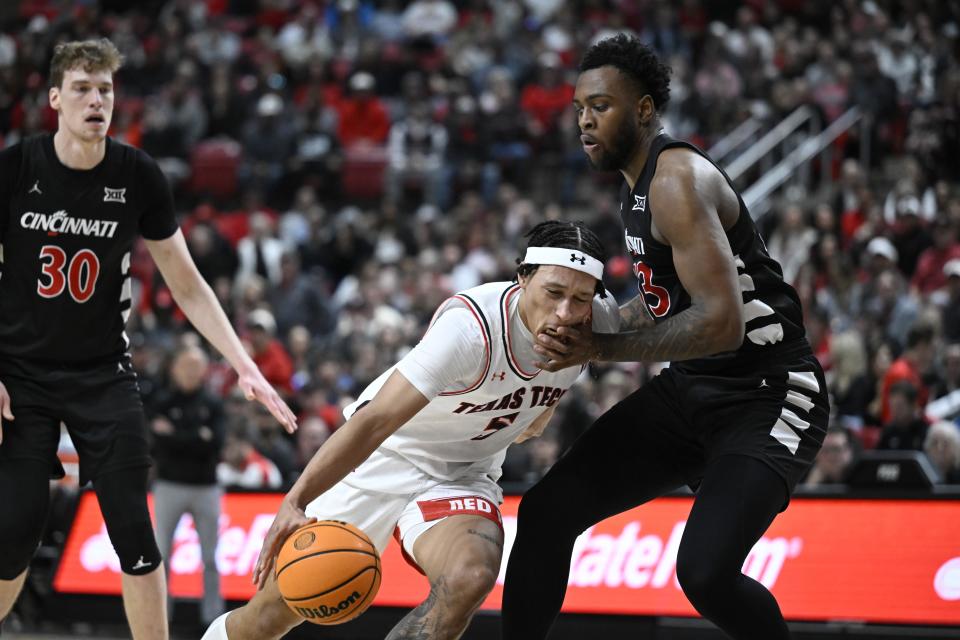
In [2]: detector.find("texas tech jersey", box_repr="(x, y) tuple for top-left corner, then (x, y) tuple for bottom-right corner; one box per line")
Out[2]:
(344, 281), (618, 485)
(0, 134), (177, 364)
(620, 133), (807, 373)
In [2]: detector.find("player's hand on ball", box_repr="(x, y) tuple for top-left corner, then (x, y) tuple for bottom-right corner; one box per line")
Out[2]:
(534, 320), (595, 372)
(238, 368), (299, 434)
(253, 498), (316, 590)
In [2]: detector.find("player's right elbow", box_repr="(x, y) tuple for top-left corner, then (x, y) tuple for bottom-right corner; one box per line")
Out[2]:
(711, 312), (744, 352)
(722, 318), (745, 351)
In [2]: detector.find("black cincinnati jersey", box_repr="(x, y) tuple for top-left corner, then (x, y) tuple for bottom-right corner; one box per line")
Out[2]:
(0, 134), (178, 364)
(619, 133), (807, 373)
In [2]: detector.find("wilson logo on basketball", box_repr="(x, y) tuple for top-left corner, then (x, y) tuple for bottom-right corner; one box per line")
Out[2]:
(293, 531), (315, 550)
(295, 591), (361, 619)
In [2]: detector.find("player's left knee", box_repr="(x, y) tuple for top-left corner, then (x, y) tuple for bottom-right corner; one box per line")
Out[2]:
(108, 519), (162, 576)
(676, 554), (730, 604)
(94, 467), (162, 576)
(440, 561), (498, 610)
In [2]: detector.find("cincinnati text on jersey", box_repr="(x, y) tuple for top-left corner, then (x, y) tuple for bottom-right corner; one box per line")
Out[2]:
(20, 210), (119, 238)
(625, 229), (645, 255)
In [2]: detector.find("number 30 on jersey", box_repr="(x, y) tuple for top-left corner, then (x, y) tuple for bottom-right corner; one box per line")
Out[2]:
(37, 245), (100, 303)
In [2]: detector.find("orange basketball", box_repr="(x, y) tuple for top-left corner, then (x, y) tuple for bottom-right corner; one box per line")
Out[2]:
(275, 520), (382, 625)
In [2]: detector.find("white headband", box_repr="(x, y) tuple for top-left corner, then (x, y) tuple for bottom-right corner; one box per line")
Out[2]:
(523, 247), (604, 280)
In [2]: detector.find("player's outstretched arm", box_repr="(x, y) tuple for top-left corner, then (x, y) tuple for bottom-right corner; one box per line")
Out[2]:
(252, 370), (429, 588)
(145, 230), (298, 433)
(0, 379), (14, 445)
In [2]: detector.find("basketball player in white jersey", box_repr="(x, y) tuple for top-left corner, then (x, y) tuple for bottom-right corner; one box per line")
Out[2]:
(202, 220), (618, 640)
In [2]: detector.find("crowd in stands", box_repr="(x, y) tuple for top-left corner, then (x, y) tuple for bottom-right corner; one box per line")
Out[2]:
(3, 0), (960, 493)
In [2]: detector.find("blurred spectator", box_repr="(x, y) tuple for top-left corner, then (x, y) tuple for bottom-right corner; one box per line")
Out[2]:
(371, 0), (407, 42)
(236, 211), (285, 287)
(520, 52), (574, 153)
(266, 251), (334, 338)
(240, 93), (297, 196)
(295, 415), (333, 471)
(878, 381), (929, 452)
(828, 331), (872, 430)
(246, 309), (294, 396)
(442, 94), (496, 205)
(250, 404), (298, 486)
(385, 100), (448, 206)
(217, 425), (282, 490)
(275, 3), (333, 69)
(883, 176), (937, 226)
(481, 67), (532, 188)
(187, 221), (239, 285)
(640, 3), (689, 59)
(140, 93), (194, 185)
(291, 88), (342, 201)
(304, 210), (374, 285)
(879, 324), (935, 424)
(923, 421), (960, 484)
(401, 0), (458, 40)
(849, 48), (900, 161)
(927, 343), (960, 423)
(859, 264), (919, 348)
(203, 63), (246, 139)
(278, 186), (317, 247)
(159, 60), (208, 150)
(189, 16), (242, 67)
(802, 426), (859, 487)
(877, 30), (919, 98)
(863, 236), (899, 278)
(692, 33), (743, 137)
(808, 233), (858, 331)
(942, 260), (960, 343)
(890, 197), (933, 278)
(287, 325), (313, 390)
(910, 219), (960, 297)
(150, 346), (225, 628)
(337, 71), (391, 147)
(767, 203), (816, 286)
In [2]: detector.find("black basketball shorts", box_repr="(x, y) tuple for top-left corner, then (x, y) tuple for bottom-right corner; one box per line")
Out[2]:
(0, 356), (151, 486)
(629, 349), (829, 502)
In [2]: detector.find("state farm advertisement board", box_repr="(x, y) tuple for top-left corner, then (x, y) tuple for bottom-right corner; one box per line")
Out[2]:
(54, 493), (960, 625)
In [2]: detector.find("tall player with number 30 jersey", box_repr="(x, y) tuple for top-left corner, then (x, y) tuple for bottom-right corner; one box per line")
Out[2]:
(0, 39), (297, 640)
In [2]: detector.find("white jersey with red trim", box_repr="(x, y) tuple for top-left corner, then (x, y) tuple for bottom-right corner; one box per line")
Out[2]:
(343, 281), (618, 488)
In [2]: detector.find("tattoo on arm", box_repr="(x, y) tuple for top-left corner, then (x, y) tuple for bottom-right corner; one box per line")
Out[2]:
(598, 304), (720, 362)
(618, 295), (655, 332)
(467, 528), (503, 551)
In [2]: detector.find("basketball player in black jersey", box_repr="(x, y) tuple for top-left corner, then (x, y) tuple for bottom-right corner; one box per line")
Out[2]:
(502, 34), (828, 640)
(0, 39), (297, 639)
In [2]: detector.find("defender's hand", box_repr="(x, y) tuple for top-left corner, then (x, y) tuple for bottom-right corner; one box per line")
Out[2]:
(533, 322), (595, 372)
(238, 369), (298, 434)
